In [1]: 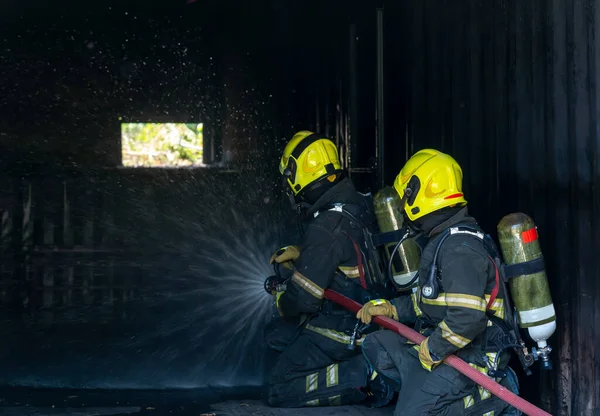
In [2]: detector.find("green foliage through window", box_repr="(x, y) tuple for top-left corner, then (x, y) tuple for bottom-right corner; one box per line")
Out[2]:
(121, 123), (204, 167)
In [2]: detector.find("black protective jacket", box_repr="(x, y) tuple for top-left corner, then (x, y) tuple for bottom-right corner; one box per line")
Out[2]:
(278, 178), (380, 333)
(392, 207), (511, 368)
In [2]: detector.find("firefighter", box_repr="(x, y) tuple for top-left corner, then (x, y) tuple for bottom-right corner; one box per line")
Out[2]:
(356, 149), (521, 416)
(264, 130), (394, 408)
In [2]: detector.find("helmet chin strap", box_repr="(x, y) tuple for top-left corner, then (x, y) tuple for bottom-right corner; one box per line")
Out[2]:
(285, 189), (311, 238)
(285, 186), (311, 214)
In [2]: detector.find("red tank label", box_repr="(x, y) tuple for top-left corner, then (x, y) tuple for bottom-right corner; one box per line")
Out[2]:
(521, 227), (539, 244)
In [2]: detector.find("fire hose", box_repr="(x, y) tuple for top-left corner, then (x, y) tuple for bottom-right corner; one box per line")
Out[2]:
(324, 289), (552, 416)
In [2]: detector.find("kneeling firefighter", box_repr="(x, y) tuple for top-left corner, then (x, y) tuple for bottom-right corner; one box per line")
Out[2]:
(356, 149), (522, 416)
(263, 130), (396, 408)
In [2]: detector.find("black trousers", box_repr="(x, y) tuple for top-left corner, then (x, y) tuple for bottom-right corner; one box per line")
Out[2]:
(362, 330), (521, 416)
(265, 318), (369, 408)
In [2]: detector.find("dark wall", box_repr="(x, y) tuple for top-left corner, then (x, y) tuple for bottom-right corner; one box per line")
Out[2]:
(0, 0), (350, 168)
(384, 1), (600, 414)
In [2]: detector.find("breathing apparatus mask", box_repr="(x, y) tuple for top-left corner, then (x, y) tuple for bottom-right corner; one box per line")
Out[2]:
(384, 185), (423, 291)
(394, 174), (464, 299)
(282, 172), (311, 215)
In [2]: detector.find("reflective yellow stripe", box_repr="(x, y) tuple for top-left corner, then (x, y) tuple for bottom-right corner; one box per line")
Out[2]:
(306, 372), (318, 393)
(479, 385), (492, 401)
(463, 395), (475, 409)
(485, 295), (505, 319)
(468, 352), (504, 382)
(439, 320), (471, 348)
(326, 364), (339, 387)
(469, 362), (488, 374)
(482, 352), (505, 381)
(370, 370), (379, 381)
(328, 395), (342, 406)
(421, 296), (447, 307)
(485, 352), (498, 368)
(306, 399), (319, 406)
(445, 293), (486, 312)
(411, 292), (423, 317)
(275, 291), (284, 316)
(483, 412), (495, 416)
(422, 293), (486, 312)
(292, 271), (324, 299)
(306, 324), (365, 345)
(339, 266), (360, 278)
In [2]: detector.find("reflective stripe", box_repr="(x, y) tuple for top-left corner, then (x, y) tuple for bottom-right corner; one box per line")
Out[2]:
(370, 370), (379, 381)
(450, 227), (484, 239)
(306, 324), (365, 345)
(485, 352), (498, 369)
(329, 394), (342, 406)
(339, 265), (361, 278)
(439, 320), (471, 348)
(328, 395), (342, 406)
(445, 293), (487, 312)
(468, 352), (506, 382)
(306, 399), (319, 406)
(275, 291), (284, 316)
(306, 372), (318, 393)
(421, 296), (447, 307)
(479, 385), (492, 401)
(469, 362), (488, 374)
(411, 292), (423, 317)
(463, 395), (475, 409)
(518, 304), (556, 325)
(485, 295), (505, 319)
(326, 364), (339, 387)
(292, 271), (324, 299)
(483, 412), (495, 416)
(422, 293), (487, 312)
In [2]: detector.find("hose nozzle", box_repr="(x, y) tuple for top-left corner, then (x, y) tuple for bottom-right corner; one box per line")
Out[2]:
(264, 274), (287, 294)
(264, 262), (289, 294)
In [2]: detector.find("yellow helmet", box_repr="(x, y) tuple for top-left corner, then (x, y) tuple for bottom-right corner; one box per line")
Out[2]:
(393, 149), (467, 221)
(279, 131), (342, 196)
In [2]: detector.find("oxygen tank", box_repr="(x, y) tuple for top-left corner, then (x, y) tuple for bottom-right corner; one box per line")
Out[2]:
(373, 186), (420, 291)
(497, 213), (556, 367)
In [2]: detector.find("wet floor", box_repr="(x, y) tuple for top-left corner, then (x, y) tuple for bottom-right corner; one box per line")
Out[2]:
(0, 387), (394, 416)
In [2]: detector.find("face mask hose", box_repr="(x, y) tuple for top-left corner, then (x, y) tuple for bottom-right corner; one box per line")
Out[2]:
(386, 225), (421, 291)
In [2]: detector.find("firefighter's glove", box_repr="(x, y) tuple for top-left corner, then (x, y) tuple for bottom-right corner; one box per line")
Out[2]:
(356, 299), (398, 324)
(418, 337), (443, 372)
(269, 246), (300, 270)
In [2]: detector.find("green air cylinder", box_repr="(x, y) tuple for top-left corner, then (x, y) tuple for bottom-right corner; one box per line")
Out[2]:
(373, 186), (421, 291)
(497, 213), (556, 349)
